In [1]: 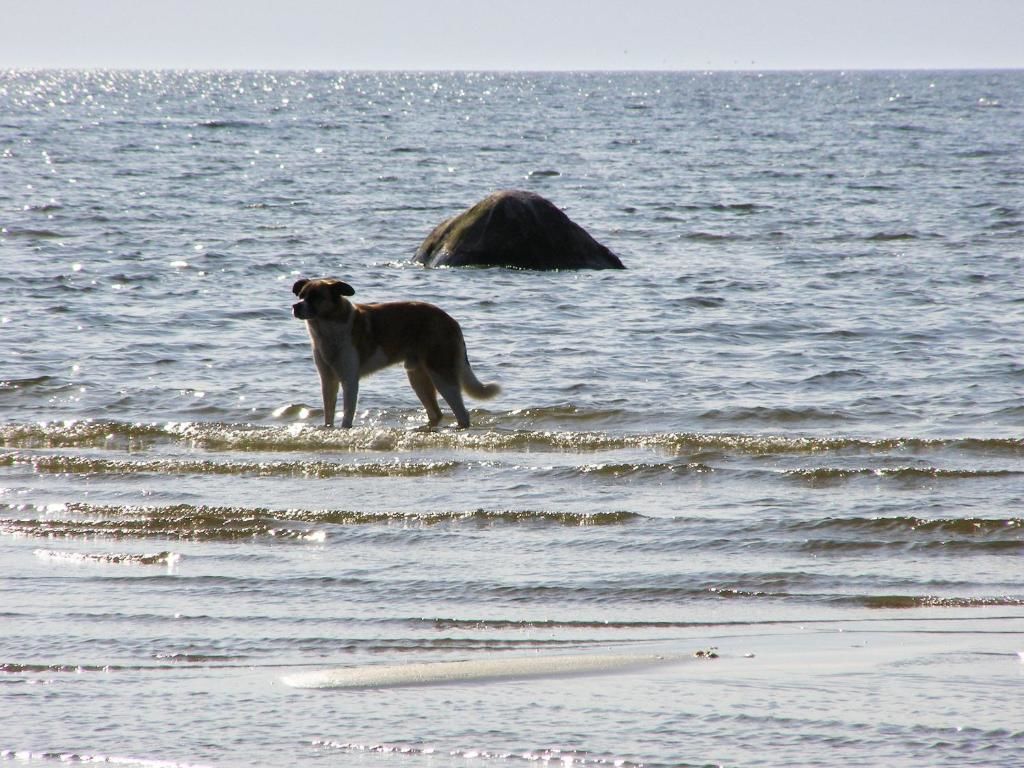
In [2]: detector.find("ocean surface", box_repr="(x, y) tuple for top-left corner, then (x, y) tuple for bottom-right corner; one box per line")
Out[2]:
(2, 69), (1023, 767)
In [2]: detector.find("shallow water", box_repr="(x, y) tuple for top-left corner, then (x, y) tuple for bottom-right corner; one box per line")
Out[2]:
(2, 70), (1023, 767)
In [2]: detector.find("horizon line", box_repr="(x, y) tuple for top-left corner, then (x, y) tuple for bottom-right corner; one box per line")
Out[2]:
(4, 65), (1023, 75)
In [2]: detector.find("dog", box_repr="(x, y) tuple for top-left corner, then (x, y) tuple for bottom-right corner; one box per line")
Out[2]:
(291, 277), (499, 428)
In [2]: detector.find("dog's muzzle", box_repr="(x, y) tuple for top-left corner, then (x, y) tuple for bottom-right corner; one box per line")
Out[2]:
(292, 302), (311, 319)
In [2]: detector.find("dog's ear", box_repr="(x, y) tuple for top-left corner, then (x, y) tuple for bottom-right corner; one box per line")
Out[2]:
(332, 281), (355, 298)
(292, 278), (309, 296)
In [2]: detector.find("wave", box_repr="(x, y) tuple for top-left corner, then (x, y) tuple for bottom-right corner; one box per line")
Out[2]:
(0, 227), (66, 239)
(700, 406), (855, 425)
(14, 504), (1011, 538)
(708, 202), (764, 213)
(0, 750), (212, 768)
(0, 660), (235, 674)
(801, 538), (1023, 554)
(313, 741), (645, 768)
(785, 466), (1024, 484)
(865, 230), (920, 241)
(558, 461), (714, 479)
(8, 503), (1019, 556)
(786, 514), (1024, 554)
(843, 595), (1024, 609)
(504, 404), (629, 425)
(1, 452), (460, 479)
(0, 421), (171, 449)
(0, 662), (120, 674)
(21, 202), (64, 214)
(33, 549), (180, 567)
(17, 554), (954, 607)
(1, 504), (641, 541)
(421, 616), (821, 631)
(680, 231), (736, 242)
(427, 584), (1024, 610)
(0, 375), (61, 391)
(5, 419), (1023, 457)
(196, 119), (265, 130)
(796, 515), (1023, 535)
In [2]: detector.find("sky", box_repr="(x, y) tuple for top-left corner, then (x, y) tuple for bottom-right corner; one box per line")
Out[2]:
(3, 0), (1023, 71)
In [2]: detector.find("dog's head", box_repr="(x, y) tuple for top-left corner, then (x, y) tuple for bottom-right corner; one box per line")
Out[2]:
(292, 277), (356, 320)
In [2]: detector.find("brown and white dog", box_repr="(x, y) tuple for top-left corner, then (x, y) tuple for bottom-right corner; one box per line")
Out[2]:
(291, 277), (499, 428)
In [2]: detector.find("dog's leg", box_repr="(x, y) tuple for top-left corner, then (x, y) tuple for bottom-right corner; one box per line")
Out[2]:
(319, 375), (339, 428)
(407, 365), (443, 426)
(429, 370), (471, 429)
(339, 374), (359, 428)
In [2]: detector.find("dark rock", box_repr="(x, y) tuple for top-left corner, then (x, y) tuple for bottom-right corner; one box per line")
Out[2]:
(413, 190), (625, 270)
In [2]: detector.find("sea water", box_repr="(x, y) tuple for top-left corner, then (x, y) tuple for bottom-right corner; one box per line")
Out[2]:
(1, 70), (1023, 766)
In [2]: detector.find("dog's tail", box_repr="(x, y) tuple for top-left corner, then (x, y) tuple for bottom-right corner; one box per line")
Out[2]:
(460, 355), (501, 400)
